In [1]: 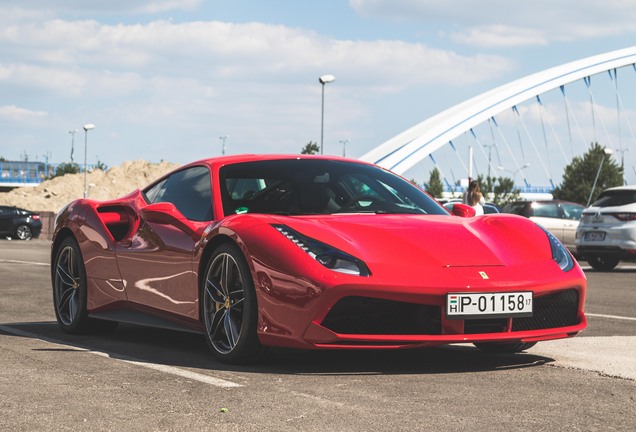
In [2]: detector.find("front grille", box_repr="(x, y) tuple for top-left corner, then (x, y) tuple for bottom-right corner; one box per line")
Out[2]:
(512, 289), (580, 331)
(321, 296), (442, 335)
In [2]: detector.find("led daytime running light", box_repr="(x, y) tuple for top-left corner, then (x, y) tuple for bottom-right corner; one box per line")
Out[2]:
(273, 224), (370, 276)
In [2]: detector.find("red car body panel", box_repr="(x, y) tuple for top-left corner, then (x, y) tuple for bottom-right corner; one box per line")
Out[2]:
(51, 155), (587, 351)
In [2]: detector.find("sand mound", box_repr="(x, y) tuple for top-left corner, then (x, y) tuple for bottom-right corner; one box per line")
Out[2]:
(0, 160), (180, 214)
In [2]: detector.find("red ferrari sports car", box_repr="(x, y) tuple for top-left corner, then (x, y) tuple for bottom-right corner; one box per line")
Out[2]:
(51, 155), (586, 364)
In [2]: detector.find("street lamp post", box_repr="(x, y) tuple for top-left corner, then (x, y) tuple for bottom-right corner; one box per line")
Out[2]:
(220, 135), (229, 155)
(339, 139), (349, 157)
(319, 74), (335, 155)
(587, 148), (614, 206)
(83, 124), (95, 198)
(69, 129), (77, 163)
(498, 163), (530, 189)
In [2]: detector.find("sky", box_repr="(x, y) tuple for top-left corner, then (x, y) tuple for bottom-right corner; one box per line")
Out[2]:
(2, 0), (636, 186)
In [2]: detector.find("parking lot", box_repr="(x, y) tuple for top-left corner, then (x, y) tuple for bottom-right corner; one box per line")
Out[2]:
(1, 239), (635, 431)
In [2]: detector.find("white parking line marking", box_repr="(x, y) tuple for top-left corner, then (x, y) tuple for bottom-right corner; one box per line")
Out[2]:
(587, 313), (636, 321)
(0, 259), (49, 266)
(0, 324), (242, 388)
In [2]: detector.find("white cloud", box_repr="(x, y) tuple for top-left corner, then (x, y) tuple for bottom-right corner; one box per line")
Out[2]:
(0, 0), (201, 16)
(0, 105), (48, 122)
(448, 25), (549, 48)
(0, 18), (514, 97)
(350, 0), (636, 47)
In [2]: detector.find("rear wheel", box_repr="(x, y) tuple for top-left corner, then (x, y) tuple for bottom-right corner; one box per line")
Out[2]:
(15, 224), (32, 240)
(474, 341), (537, 353)
(52, 237), (118, 333)
(586, 255), (620, 271)
(201, 243), (263, 364)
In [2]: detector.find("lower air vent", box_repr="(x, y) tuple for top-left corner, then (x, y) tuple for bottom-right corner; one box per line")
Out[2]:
(512, 289), (580, 331)
(321, 296), (441, 335)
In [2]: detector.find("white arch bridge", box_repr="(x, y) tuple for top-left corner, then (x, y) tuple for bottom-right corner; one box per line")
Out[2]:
(360, 46), (636, 193)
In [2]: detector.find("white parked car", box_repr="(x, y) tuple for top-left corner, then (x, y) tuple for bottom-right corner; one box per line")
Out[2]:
(576, 185), (636, 271)
(502, 200), (585, 255)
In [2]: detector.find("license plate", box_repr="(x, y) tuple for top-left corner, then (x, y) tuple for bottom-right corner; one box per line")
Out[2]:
(583, 231), (606, 241)
(447, 292), (533, 319)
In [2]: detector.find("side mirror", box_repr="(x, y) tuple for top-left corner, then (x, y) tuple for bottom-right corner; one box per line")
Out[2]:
(140, 202), (196, 235)
(451, 203), (477, 218)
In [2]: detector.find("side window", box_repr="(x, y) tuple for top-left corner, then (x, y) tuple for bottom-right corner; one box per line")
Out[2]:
(503, 203), (528, 216)
(532, 203), (558, 218)
(144, 166), (213, 221)
(562, 203), (583, 220)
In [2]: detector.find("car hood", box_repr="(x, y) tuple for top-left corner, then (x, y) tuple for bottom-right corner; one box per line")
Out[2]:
(267, 213), (550, 270)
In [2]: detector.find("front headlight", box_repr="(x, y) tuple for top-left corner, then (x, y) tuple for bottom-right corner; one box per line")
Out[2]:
(272, 224), (370, 276)
(539, 225), (574, 272)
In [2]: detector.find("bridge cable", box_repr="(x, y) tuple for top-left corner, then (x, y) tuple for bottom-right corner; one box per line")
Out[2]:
(560, 84), (591, 155)
(487, 118), (504, 176)
(560, 85), (574, 158)
(513, 105), (553, 187)
(536, 94), (569, 165)
(583, 76), (597, 144)
(536, 95), (554, 181)
(426, 153), (452, 191)
(490, 115), (526, 182)
(611, 67), (636, 180)
(583, 75), (617, 152)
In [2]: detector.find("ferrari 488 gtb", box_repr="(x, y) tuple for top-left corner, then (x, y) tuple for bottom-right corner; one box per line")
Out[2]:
(51, 155), (586, 364)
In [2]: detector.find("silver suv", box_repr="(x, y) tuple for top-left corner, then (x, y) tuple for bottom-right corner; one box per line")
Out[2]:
(576, 185), (636, 270)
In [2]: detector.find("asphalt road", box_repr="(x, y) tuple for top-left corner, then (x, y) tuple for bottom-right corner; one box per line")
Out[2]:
(1, 239), (635, 432)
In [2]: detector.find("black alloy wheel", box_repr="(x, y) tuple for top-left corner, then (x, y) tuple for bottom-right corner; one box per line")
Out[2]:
(202, 243), (263, 364)
(52, 237), (118, 333)
(53, 237), (91, 332)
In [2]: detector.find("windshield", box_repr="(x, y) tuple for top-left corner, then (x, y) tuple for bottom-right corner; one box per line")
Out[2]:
(219, 159), (448, 217)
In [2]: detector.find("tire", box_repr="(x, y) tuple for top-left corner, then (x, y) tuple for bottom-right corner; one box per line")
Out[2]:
(52, 237), (118, 333)
(586, 255), (620, 271)
(15, 224), (32, 240)
(474, 341), (537, 353)
(201, 243), (263, 364)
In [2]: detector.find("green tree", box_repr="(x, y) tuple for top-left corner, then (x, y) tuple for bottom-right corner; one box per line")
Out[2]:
(49, 162), (80, 179)
(476, 174), (520, 207)
(95, 159), (108, 171)
(552, 143), (623, 205)
(301, 141), (320, 155)
(425, 168), (444, 198)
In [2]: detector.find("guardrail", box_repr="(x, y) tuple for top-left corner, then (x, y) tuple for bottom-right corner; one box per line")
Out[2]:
(0, 161), (95, 188)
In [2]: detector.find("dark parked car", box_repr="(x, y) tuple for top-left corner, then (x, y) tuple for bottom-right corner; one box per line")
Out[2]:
(0, 205), (42, 240)
(502, 200), (585, 254)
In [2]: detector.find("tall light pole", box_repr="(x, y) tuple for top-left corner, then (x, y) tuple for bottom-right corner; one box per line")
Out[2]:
(69, 129), (77, 163)
(339, 139), (349, 157)
(319, 74), (335, 155)
(498, 163), (530, 189)
(220, 135), (229, 155)
(587, 148), (614, 206)
(83, 124), (95, 198)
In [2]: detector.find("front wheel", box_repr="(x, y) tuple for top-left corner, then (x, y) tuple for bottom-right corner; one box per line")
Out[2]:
(201, 243), (263, 364)
(586, 255), (620, 271)
(473, 341), (537, 353)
